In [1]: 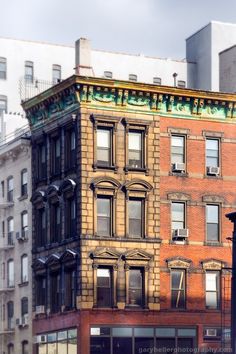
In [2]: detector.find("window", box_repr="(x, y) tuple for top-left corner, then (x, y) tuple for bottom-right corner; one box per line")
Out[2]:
(153, 77), (161, 85)
(21, 211), (28, 239)
(50, 203), (61, 243)
(64, 269), (76, 310)
(171, 135), (185, 170)
(36, 276), (46, 307)
(65, 198), (76, 238)
(7, 217), (14, 245)
(38, 143), (47, 180)
(25, 61), (33, 83)
(21, 297), (28, 317)
(128, 198), (143, 238)
(0, 57), (6, 80)
(171, 202), (185, 232)
(52, 64), (61, 84)
(97, 197), (111, 236)
(65, 128), (76, 170)
(21, 255), (28, 283)
(21, 169), (28, 196)
(128, 131), (143, 168)
(22, 340), (29, 354)
(0, 95), (7, 118)
(104, 71), (113, 79)
(51, 136), (61, 175)
(7, 260), (14, 287)
(50, 272), (60, 313)
(37, 208), (46, 247)
(206, 138), (219, 168)
(206, 205), (219, 242)
(129, 268), (143, 306)
(205, 271), (220, 309)
(7, 176), (13, 202)
(129, 74), (137, 82)
(33, 329), (77, 354)
(177, 80), (186, 88)
(1, 180), (4, 197)
(97, 128), (112, 167)
(97, 268), (112, 307)
(171, 269), (186, 308)
(7, 301), (14, 329)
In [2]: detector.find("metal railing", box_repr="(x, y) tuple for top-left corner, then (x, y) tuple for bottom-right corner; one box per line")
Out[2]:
(19, 76), (59, 102)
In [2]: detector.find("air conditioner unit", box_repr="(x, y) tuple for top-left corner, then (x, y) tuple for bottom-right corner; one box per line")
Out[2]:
(173, 229), (189, 238)
(16, 230), (28, 241)
(204, 328), (217, 337)
(207, 166), (220, 176)
(16, 318), (22, 326)
(35, 305), (45, 315)
(22, 314), (29, 326)
(36, 335), (47, 343)
(172, 163), (185, 172)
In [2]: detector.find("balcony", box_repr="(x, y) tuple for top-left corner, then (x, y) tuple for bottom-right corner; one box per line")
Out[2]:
(0, 233), (15, 250)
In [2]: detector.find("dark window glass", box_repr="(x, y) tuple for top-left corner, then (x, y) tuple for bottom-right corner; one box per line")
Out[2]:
(135, 338), (154, 354)
(104, 71), (113, 79)
(129, 199), (142, 238)
(52, 64), (61, 84)
(91, 337), (110, 354)
(38, 144), (47, 180)
(21, 169), (28, 196)
(51, 136), (61, 175)
(156, 338), (175, 354)
(129, 268), (143, 306)
(22, 341), (29, 354)
(21, 211), (28, 239)
(171, 269), (186, 308)
(65, 198), (76, 238)
(36, 276), (46, 306)
(171, 136), (185, 164)
(37, 208), (46, 247)
(7, 301), (14, 329)
(97, 128), (111, 166)
(50, 203), (61, 243)
(25, 61), (33, 83)
(113, 338), (132, 354)
(97, 197), (111, 236)
(206, 204), (219, 242)
(21, 297), (28, 316)
(171, 202), (185, 231)
(65, 129), (76, 169)
(65, 269), (76, 310)
(50, 273), (60, 313)
(205, 271), (220, 309)
(7, 177), (13, 202)
(7, 217), (14, 246)
(97, 268), (112, 307)
(0, 57), (7, 80)
(128, 131), (142, 168)
(206, 139), (219, 168)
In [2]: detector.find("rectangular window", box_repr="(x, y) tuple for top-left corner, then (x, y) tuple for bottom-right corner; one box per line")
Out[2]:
(0, 96), (7, 117)
(129, 268), (143, 306)
(50, 273), (60, 313)
(52, 64), (61, 84)
(65, 198), (76, 238)
(104, 71), (113, 79)
(21, 211), (28, 239)
(21, 255), (28, 283)
(65, 129), (76, 170)
(171, 135), (185, 168)
(97, 128), (111, 166)
(128, 131), (143, 168)
(37, 208), (46, 247)
(7, 260), (14, 288)
(21, 298), (28, 316)
(97, 197), (111, 236)
(206, 139), (219, 168)
(171, 269), (186, 308)
(25, 61), (33, 83)
(64, 269), (76, 310)
(171, 202), (185, 231)
(36, 276), (46, 306)
(206, 205), (219, 242)
(0, 57), (6, 80)
(38, 144), (47, 180)
(7, 218), (14, 246)
(205, 271), (220, 309)
(7, 301), (14, 329)
(177, 80), (186, 88)
(97, 268), (112, 307)
(7, 177), (13, 202)
(51, 136), (61, 175)
(50, 203), (60, 243)
(1, 180), (4, 198)
(21, 169), (28, 196)
(128, 199), (143, 238)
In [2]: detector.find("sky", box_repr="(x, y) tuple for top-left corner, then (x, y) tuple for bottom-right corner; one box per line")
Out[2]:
(1, 0), (236, 59)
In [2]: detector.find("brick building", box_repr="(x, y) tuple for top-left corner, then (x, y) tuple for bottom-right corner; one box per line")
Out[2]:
(22, 76), (235, 354)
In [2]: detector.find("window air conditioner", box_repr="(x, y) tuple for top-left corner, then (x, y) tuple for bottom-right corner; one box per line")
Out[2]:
(35, 305), (45, 315)
(204, 328), (218, 337)
(22, 314), (29, 326)
(173, 229), (189, 238)
(172, 163), (185, 172)
(207, 166), (220, 176)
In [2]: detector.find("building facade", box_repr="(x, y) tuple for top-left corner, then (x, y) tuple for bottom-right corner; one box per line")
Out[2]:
(22, 76), (235, 354)
(0, 133), (32, 354)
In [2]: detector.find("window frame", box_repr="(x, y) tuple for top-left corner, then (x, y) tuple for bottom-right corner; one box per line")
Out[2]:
(123, 118), (150, 174)
(104, 71), (113, 79)
(7, 176), (13, 202)
(0, 57), (7, 80)
(128, 197), (145, 238)
(50, 201), (61, 243)
(7, 217), (14, 246)
(50, 271), (61, 314)
(21, 210), (28, 239)
(65, 126), (76, 171)
(37, 142), (47, 181)
(128, 267), (144, 307)
(7, 259), (14, 288)
(52, 64), (61, 84)
(21, 297), (28, 317)
(21, 254), (28, 283)
(35, 275), (46, 307)
(24, 60), (34, 83)
(50, 134), (61, 176)
(0, 95), (7, 117)
(36, 207), (46, 247)
(205, 270), (220, 310)
(206, 204), (220, 243)
(171, 269), (186, 309)
(171, 135), (186, 172)
(96, 266), (113, 308)
(65, 197), (76, 239)
(96, 195), (112, 237)
(171, 201), (186, 235)
(64, 267), (76, 310)
(177, 80), (186, 88)
(129, 74), (137, 82)
(92, 115), (119, 171)
(21, 169), (28, 196)
(206, 138), (220, 173)
(7, 301), (14, 330)
(153, 77), (161, 85)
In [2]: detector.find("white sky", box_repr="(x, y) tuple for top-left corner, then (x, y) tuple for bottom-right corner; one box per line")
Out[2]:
(1, 0), (236, 59)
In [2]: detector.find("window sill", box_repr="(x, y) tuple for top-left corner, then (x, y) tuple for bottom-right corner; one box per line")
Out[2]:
(18, 194), (28, 201)
(204, 241), (223, 247)
(124, 166), (149, 175)
(93, 164), (117, 172)
(18, 281), (29, 287)
(204, 174), (222, 179)
(170, 239), (189, 245)
(169, 171), (188, 177)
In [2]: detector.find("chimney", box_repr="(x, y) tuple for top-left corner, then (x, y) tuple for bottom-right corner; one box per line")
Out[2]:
(75, 38), (93, 76)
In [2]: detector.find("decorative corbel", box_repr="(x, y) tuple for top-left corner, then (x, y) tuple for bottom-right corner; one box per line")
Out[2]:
(167, 96), (174, 112)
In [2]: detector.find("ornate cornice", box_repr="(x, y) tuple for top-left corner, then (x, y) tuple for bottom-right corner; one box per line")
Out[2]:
(22, 75), (236, 129)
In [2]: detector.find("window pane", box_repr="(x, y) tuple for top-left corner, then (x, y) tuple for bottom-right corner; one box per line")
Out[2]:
(97, 269), (111, 287)
(128, 132), (142, 168)
(206, 205), (218, 223)
(97, 198), (111, 236)
(97, 268), (111, 307)
(97, 130), (110, 148)
(129, 269), (143, 306)
(206, 273), (217, 291)
(156, 338), (175, 354)
(171, 270), (185, 308)
(172, 203), (184, 222)
(207, 224), (219, 241)
(206, 292), (217, 308)
(91, 337), (110, 354)
(129, 200), (142, 237)
(156, 328), (175, 337)
(112, 328), (132, 336)
(135, 338), (154, 354)
(134, 328), (154, 337)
